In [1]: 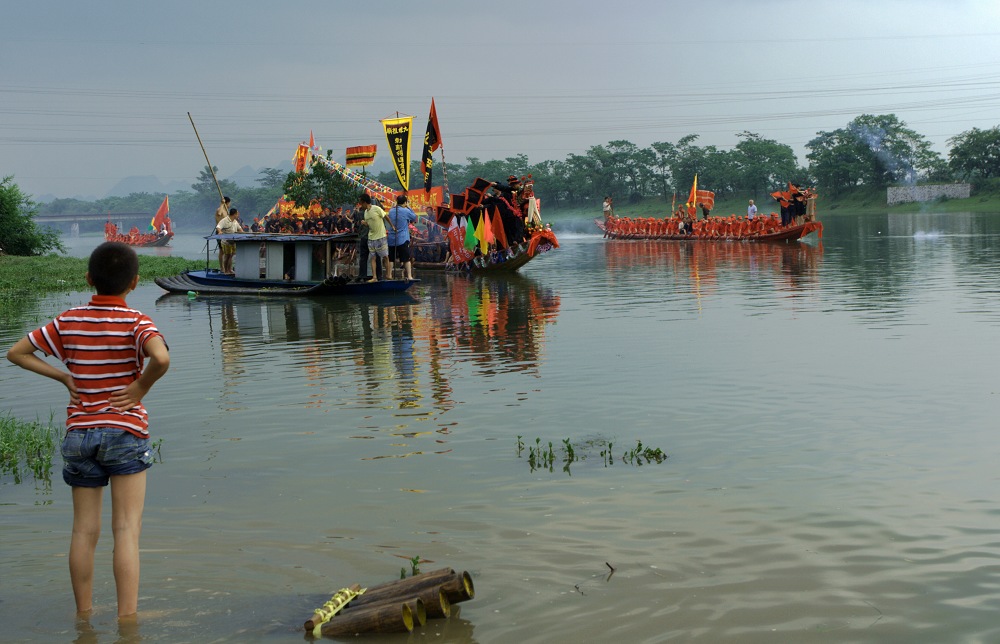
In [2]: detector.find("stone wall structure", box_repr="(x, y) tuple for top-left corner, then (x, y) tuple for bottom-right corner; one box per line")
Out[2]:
(886, 184), (971, 205)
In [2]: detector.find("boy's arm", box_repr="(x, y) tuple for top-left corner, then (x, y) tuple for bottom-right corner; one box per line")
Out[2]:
(109, 336), (170, 411)
(6, 337), (80, 404)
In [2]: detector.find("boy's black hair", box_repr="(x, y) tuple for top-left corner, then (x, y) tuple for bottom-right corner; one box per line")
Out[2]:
(88, 242), (139, 295)
(358, 193), (372, 205)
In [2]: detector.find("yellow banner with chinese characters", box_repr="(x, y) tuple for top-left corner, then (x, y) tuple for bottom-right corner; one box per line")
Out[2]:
(381, 115), (413, 192)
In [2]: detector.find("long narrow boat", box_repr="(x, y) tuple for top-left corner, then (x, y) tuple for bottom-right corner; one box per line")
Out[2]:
(595, 215), (823, 242)
(105, 221), (174, 247)
(154, 232), (416, 297)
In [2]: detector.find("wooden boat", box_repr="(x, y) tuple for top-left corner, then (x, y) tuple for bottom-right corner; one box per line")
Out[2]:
(595, 215), (823, 242)
(154, 232), (416, 296)
(597, 179), (821, 242)
(410, 226), (559, 272)
(105, 221), (174, 247)
(105, 196), (174, 246)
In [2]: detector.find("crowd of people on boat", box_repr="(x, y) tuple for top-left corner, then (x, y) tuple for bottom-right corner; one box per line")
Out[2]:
(104, 220), (172, 246)
(603, 212), (792, 239)
(209, 174), (555, 280)
(601, 182), (816, 239)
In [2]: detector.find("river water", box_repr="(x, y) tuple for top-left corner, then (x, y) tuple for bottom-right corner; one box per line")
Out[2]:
(3, 211), (1000, 643)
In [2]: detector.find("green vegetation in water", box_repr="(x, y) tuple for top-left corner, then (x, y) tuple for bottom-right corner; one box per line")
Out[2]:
(0, 413), (60, 486)
(516, 435), (668, 475)
(0, 413), (165, 488)
(399, 555), (425, 579)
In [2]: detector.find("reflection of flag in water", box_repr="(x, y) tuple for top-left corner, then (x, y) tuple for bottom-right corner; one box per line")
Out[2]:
(420, 98), (442, 193)
(149, 196), (169, 232)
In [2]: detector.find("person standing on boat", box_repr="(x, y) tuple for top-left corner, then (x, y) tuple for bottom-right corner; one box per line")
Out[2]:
(747, 199), (757, 220)
(603, 196), (614, 221)
(352, 203), (381, 281)
(386, 194), (418, 280)
(213, 197), (232, 268)
(359, 193), (390, 282)
(215, 207), (243, 275)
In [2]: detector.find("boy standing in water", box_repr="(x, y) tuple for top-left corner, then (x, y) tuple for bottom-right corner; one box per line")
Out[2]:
(6, 242), (170, 619)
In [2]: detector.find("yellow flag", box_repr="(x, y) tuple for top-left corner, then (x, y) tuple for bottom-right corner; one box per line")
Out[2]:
(381, 115), (413, 191)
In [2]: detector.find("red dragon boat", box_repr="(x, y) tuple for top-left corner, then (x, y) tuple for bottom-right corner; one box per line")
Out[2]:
(596, 180), (822, 242)
(596, 214), (822, 242)
(104, 196), (174, 247)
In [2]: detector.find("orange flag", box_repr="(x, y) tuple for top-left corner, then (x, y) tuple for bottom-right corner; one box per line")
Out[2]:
(309, 130), (316, 149)
(483, 208), (494, 245)
(491, 208), (508, 249)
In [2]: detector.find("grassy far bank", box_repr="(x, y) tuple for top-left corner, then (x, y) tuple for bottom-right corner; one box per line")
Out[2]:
(587, 184), (1000, 219)
(0, 254), (205, 326)
(0, 254), (205, 301)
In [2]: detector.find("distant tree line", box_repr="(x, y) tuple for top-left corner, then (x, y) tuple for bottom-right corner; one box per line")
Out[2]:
(28, 113), (1000, 234)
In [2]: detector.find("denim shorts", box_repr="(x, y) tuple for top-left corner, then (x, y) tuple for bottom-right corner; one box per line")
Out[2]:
(62, 428), (152, 487)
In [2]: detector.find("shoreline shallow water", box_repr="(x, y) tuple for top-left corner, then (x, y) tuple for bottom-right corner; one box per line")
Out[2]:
(3, 212), (1000, 642)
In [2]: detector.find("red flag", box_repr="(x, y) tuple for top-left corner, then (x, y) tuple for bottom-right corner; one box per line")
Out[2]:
(421, 98), (443, 193)
(150, 195), (169, 231)
(309, 130), (316, 149)
(491, 207), (508, 249)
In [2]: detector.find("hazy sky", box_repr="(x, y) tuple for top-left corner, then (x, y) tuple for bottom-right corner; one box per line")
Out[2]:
(3, 0), (1000, 199)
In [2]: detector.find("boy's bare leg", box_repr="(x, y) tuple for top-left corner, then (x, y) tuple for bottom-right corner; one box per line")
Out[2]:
(110, 471), (146, 618)
(69, 486), (104, 614)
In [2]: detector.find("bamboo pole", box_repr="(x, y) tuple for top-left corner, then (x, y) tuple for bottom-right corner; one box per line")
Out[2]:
(342, 586), (448, 621)
(303, 584), (362, 632)
(187, 112), (226, 205)
(347, 568), (456, 608)
(319, 601), (415, 637)
(439, 570), (475, 604)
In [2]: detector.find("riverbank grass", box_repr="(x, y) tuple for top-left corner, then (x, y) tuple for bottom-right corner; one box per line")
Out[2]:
(0, 413), (60, 484)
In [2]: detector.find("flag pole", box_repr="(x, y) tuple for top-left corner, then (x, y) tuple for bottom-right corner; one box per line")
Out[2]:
(187, 112), (226, 204)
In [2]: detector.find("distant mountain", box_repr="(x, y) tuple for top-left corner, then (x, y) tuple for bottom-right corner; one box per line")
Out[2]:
(106, 175), (188, 198)
(227, 165), (260, 188)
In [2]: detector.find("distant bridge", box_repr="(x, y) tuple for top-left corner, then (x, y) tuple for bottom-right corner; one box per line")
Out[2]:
(34, 212), (151, 224)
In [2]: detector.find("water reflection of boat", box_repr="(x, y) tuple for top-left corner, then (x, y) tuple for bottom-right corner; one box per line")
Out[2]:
(155, 233), (415, 296)
(157, 273), (559, 394)
(604, 239), (823, 291)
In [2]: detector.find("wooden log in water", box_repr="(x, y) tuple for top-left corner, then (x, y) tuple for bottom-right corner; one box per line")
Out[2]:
(303, 583), (362, 631)
(344, 586), (448, 621)
(348, 568), (457, 608)
(439, 570), (475, 605)
(319, 601), (415, 637)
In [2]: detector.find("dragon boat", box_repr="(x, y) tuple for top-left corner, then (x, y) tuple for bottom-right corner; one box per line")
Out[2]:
(105, 195), (174, 247)
(596, 180), (821, 242)
(596, 214), (822, 242)
(104, 221), (174, 247)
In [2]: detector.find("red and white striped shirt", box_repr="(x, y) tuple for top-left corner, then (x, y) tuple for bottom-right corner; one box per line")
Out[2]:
(27, 295), (165, 438)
